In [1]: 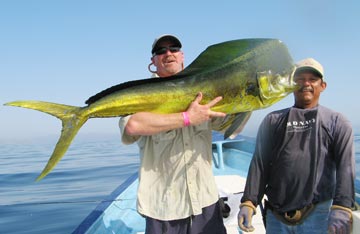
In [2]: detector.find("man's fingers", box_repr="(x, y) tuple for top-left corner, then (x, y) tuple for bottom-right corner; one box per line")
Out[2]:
(206, 96), (223, 107)
(238, 211), (255, 232)
(191, 93), (226, 118)
(327, 226), (335, 234)
(238, 216), (245, 230)
(194, 92), (203, 103)
(238, 218), (254, 232)
(209, 111), (226, 118)
(193, 93), (222, 108)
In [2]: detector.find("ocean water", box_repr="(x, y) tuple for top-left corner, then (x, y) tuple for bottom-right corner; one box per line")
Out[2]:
(0, 135), (140, 234)
(0, 133), (359, 234)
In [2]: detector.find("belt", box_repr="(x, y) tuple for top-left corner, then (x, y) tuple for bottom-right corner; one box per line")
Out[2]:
(265, 200), (315, 225)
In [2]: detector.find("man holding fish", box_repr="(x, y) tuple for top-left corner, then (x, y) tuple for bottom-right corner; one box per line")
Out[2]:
(5, 37), (297, 182)
(119, 35), (228, 234)
(5, 35), (301, 233)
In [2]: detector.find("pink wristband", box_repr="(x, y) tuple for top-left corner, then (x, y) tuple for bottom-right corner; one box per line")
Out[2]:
(182, 112), (191, 127)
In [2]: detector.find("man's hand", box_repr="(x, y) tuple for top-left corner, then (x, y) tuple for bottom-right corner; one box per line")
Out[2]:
(186, 92), (226, 126)
(125, 92), (226, 136)
(238, 201), (256, 232)
(328, 205), (352, 234)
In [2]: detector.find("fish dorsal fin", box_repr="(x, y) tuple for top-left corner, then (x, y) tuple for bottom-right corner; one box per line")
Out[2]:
(85, 38), (277, 105)
(85, 75), (179, 105)
(175, 38), (277, 77)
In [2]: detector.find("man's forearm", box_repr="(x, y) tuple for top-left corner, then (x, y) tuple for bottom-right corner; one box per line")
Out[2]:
(125, 112), (185, 136)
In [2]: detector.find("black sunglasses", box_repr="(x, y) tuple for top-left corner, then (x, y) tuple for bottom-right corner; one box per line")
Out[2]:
(153, 46), (181, 56)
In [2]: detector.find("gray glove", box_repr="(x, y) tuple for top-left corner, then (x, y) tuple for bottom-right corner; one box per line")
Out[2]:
(238, 201), (256, 232)
(328, 205), (352, 234)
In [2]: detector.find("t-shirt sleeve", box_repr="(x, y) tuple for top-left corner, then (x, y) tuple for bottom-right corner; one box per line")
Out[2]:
(331, 113), (355, 208)
(241, 115), (273, 206)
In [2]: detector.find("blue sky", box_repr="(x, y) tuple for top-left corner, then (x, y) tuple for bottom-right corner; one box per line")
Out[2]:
(1, 0), (359, 143)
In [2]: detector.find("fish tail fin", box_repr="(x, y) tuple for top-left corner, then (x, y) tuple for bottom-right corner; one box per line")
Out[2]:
(4, 100), (88, 181)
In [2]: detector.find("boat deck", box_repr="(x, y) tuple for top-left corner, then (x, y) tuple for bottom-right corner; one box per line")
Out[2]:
(73, 138), (360, 233)
(135, 175), (266, 234)
(215, 175), (265, 234)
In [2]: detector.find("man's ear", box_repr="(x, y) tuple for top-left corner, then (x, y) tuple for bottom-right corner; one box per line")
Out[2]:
(321, 81), (327, 92)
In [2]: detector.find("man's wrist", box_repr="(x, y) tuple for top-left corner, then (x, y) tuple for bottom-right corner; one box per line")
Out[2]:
(182, 112), (191, 127)
(240, 201), (257, 214)
(331, 205), (353, 217)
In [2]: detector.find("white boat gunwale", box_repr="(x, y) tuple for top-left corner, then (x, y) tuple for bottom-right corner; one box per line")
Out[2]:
(72, 172), (138, 234)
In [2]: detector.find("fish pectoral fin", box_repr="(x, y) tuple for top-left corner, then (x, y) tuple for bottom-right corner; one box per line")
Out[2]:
(221, 112), (252, 139)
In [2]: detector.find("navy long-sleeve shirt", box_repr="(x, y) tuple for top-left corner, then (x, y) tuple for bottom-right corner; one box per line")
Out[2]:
(241, 105), (355, 212)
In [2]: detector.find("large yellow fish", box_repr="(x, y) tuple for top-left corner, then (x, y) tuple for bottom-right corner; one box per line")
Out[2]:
(5, 39), (297, 180)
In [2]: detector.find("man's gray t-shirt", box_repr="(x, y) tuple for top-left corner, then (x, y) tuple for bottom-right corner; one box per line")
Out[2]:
(242, 105), (354, 212)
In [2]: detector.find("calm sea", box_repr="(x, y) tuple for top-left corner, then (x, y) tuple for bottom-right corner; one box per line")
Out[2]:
(1, 133), (359, 234)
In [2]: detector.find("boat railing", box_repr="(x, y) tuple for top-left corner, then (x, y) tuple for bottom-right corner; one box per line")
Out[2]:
(212, 138), (255, 170)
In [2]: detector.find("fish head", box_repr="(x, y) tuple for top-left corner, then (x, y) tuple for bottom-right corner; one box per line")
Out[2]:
(257, 66), (299, 107)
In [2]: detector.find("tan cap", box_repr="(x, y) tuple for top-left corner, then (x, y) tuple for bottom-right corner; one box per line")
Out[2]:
(151, 34), (182, 55)
(295, 58), (324, 79)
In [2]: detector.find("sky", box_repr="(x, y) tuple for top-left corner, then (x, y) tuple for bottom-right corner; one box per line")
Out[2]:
(1, 0), (359, 143)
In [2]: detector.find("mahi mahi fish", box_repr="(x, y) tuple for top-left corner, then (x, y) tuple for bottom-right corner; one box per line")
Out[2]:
(5, 38), (297, 181)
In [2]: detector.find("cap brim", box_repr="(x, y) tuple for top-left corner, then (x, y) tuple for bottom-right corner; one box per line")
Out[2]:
(151, 35), (182, 54)
(294, 66), (323, 78)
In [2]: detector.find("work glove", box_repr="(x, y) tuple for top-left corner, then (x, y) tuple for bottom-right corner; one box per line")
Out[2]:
(238, 200), (256, 232)
(328, 205), (352, 234)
